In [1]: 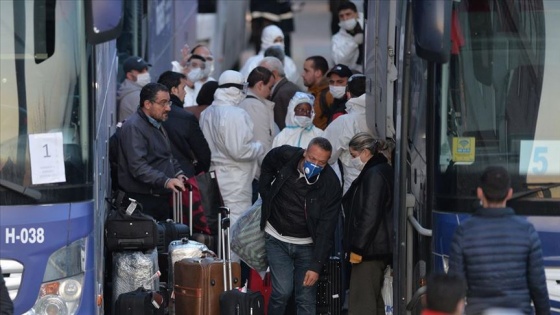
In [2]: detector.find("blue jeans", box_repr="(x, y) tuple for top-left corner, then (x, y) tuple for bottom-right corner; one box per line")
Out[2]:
(265, 233), (317, 315)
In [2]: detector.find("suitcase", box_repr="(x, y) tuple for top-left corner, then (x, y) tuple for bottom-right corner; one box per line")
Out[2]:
(112, 249), (160, 312)
(168, 238), (213, 294)
(174, 208), (241, 315)
(105, 197), (158, 252)
(220, 214), (265, 315)
(316, 257), (342, 315)
(248, 269), (271, 314)
(157, 220), (190, 254)
(115, 286), (165, 315)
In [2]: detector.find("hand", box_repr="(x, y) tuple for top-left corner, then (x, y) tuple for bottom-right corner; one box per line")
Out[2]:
(303, 270), (319, 287)
(353, 33), (364, 45)
(166, 178), (185, 193)
(177, 174), (188, 183)
(349, 252), (362, 264)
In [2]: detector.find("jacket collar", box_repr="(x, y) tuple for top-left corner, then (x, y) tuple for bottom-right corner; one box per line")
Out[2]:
(344, 153), (388, 197)
(137, 108), (161, 129)
(474, 207), (515, 217)
(170, 94), (183, 108)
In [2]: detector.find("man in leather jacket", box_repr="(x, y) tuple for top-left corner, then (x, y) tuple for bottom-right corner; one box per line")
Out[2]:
(260, 137), (342, 315)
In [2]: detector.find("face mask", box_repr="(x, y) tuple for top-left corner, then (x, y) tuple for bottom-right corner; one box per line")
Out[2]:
(203, 60), (214, 77)
(187, 68), (204, 82)
(329, 85), (346, 99)
(293, 116), (313, 128)
(339, 18), (357, 31)
(136, 72), (151, 87)
(303, 160), (323, 180)
(350, 155), (365, 171)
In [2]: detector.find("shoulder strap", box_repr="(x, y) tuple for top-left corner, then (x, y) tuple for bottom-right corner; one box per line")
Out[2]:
(245, 95), (258, 100)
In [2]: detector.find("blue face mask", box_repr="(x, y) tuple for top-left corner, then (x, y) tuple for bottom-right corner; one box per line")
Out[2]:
(303, 160), (323, 180)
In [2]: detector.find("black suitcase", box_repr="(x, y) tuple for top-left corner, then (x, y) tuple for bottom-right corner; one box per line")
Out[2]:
(115, 287), (165, 315)
(157, 220), (190, 253)
(219, 210), (265, 315)
(220, 290), (265, 315)
(316, 257), (342, 315)
(105, 198), (158, 252)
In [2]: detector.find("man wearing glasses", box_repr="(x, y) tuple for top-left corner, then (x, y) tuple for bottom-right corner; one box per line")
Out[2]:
(117, 83), (187, 220)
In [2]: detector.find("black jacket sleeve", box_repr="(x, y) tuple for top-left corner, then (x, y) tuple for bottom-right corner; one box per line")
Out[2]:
(0, 267), (14, 315)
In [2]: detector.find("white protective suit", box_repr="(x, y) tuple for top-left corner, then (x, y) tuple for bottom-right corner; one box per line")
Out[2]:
(199, 71), (264, 225)
(272, 92), (323, 149)
(240, 25), (301, 86)
(331, 15), (364, 71)
(323, 94), (376, 193)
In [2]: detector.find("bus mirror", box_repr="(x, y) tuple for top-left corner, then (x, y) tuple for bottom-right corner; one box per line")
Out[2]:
(412, 0), (452, 63)
(85, 0), (123, 44)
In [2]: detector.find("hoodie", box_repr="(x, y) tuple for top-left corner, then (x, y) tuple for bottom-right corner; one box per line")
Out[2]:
(117, 79), (142, 122)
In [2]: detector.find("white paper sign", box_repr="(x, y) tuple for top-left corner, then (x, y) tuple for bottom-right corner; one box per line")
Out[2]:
(28, 132), (66, 185)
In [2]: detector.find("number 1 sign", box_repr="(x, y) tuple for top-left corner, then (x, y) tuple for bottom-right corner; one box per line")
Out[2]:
(28, 132), (66, 185)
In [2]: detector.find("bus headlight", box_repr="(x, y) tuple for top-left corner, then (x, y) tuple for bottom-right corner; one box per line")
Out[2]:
(23, 238), (86, 315)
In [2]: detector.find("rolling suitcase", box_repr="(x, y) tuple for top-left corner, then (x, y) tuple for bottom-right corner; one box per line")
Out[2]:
(115, 286), (165, 315)
(112, 249), (160, 312)
(316, 257), (342, 315)
(174, 208), (241, 315)
(157, 220), (190, 254)
(176, 183), (218, 253)
(220, 214), (265, 315)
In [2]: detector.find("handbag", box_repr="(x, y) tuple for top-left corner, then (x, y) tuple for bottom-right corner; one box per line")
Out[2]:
(230, 198), (268, 272)
(176, 170), (223, 235)
(105, 191), (158, 252)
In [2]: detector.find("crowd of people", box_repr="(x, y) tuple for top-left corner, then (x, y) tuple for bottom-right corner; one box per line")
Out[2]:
(107, 1), (551, 315)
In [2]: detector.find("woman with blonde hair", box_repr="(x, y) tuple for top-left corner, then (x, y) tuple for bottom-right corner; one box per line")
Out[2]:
(342, 132), (394, 315)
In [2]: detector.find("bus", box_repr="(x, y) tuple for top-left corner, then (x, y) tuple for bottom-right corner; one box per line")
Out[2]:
(0, 0), (247, 314)
(363, 0), (560, 313)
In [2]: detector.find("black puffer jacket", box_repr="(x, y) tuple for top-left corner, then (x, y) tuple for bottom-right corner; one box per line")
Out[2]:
(259, 145), (342, 273)
(449, 207), (550, 315)
(342, 154), (393, 261)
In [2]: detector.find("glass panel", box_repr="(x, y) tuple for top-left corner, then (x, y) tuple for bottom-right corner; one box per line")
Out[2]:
(0, 1), (92, 205)
(436, 0), (560, 210)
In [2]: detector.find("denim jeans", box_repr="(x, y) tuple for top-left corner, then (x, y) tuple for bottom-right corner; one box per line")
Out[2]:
(265, 233), (317, 315)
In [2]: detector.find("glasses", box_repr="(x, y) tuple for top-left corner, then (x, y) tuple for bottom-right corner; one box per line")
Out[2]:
(151, 99), (172, 107)
(294, 108), (312, 115)
(185, 61), (205, 69)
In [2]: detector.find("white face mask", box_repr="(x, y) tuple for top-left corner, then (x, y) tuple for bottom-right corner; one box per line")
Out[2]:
(187, 68), (205, 82)
(350, 155), (365, 171)
(136, 72), (151, 87)
(339, 18), (357, 31)
(329, 85), (346, 99)
(293, 115), (313, 128)
(203, 60), (214, 78)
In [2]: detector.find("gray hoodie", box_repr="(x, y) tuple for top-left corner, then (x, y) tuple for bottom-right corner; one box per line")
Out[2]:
(117, 79), (142, 122)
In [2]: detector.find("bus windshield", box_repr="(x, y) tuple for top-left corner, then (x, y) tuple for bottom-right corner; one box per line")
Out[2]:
(436, 0), (560, 211)
(0, 1), (92, 205)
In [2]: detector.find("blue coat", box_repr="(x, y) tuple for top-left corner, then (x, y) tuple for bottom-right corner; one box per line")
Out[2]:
(448, 207), (550, 315)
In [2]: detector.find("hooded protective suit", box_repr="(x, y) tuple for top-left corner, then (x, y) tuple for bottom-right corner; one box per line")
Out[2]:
(199, 70), (264, 224)
(331, 14), (365, 71)
(272, 92), (323, 149)
(323, 94), (376, 193)
(240, 25), (301, 86)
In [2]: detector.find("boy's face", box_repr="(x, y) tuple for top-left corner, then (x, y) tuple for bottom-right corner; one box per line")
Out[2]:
(338, 8), (358, 21)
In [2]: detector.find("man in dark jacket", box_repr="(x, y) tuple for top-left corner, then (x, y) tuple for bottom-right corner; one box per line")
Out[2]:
(260, 137), (342, 315)
(449, 166), (550, 315)
(158, 71), (211, 176)
(118, 83), (186, 220)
